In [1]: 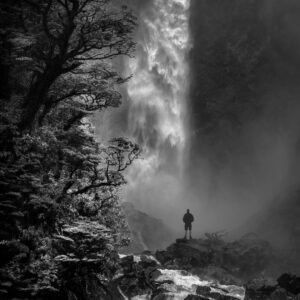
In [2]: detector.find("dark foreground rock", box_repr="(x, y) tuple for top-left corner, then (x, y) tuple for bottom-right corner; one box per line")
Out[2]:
(245, 274), (300, 300)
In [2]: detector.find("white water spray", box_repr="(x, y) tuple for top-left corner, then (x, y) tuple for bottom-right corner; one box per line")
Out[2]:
(128, 0), (190, 150)
(124, 0), (191, 223)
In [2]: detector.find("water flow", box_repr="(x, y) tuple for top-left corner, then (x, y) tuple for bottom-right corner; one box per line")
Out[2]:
(124, 0), (191, 222)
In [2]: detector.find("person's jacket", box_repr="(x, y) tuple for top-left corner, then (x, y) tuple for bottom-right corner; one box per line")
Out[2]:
(183, 212), (194, 224)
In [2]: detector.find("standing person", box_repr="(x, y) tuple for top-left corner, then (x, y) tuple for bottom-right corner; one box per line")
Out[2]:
(183, 209), (194, 240)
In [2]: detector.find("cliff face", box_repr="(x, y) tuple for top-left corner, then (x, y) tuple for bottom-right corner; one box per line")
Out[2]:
(121, 202), (176, 253)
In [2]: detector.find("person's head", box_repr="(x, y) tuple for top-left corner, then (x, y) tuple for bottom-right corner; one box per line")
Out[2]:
(187, 209), (190, 213)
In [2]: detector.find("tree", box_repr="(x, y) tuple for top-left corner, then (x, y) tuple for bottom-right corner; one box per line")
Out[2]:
(0, 0), (140, 298)
(0, 0), (136, 131)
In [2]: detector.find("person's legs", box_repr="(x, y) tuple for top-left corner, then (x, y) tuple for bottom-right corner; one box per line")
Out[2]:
(184, 224), (188, 239)
(189, 224), (192, 239)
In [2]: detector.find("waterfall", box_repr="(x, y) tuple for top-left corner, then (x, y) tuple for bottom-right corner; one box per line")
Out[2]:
(123, 0), (191, 226)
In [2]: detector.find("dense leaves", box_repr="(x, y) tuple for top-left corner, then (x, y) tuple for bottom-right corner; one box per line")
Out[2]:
(0, 0), (139, 298)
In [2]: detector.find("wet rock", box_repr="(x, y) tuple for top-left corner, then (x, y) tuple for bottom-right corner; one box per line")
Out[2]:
(140, 254), (158, 268)
(270, 288), (288, 300)
(277, 273), (300, 295)
(120, 255), (134, 272)
(207, 292), (223, 299)
(214, 295), (240, 300)
(145, 267), (162, 283)
(166, 239), (213, 268)
(244, 278), (277, 300)
(158, 283), (178, 293)
(203, 291), (239, 300)
(153, 293), (181, 300)
(155, 250), (174, 265)
(210, 285), (229, 294)
(184, 295), (210, 300)
(196, 285), (211, 295)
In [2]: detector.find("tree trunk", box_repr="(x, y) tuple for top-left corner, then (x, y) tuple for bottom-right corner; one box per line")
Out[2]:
(19, 62), (61, 131)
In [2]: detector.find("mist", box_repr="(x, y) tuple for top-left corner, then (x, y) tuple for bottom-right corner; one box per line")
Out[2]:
(94, 0), (300, 249)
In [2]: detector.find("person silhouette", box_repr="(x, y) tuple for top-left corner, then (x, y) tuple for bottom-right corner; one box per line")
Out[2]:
(183, 209), (194, 240)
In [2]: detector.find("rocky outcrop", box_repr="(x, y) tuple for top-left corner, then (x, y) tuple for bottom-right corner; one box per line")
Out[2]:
(156, 234), (272, 281)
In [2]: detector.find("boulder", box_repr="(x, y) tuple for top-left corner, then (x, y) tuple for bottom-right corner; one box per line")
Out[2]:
(244, 278), (277, 300)
(184, 295), (210, 300)
(166, 239), (213, 268)
(120, 255), (134, 272)
(157, 283), (178, 293)
(153, 292), (182, 300)
(277, 273), (300, 295)
(144, 267), (162, 283)
(196, 285), (211, 295)
(140, 254), (158, 268)
(214, 295), (240, 300)
(270, 288), (288, 300)
(155, 250), (174, 265)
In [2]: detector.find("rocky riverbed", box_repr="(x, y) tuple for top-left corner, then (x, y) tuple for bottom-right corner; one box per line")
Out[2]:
(114, 236), (300, 300)
(117, 253), (245, 300)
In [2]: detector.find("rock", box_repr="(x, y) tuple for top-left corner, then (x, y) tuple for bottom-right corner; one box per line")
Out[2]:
(207, 292), (223, 299)
(245, 278), (277, 300)
(205, 292), (239, 300)
(176, 238), (189, 243)
(210, 285), (229, 294)
(166, 239), (213, 268)
(196, 285), (211, 295)
(270, 288), (288, 300)
(155, 250), (174, 265)
(62, 274), (124, 300)
(184, 295), (210, 300)
(159, 234), (272, 279)
(120, 255), (134, 272)
(145, 268), (162, 282)
(180, 270), (190, 276)
(140, 254), (158, 268)
(277, 273), (300, 295)
(158, 283), (178, 293)
(153, 293), (179, 300)
(215, 295), (240, 300)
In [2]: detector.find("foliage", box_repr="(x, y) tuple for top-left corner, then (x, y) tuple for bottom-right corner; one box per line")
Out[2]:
(204, 231), (227, 245)
(0, 0), (139, 298)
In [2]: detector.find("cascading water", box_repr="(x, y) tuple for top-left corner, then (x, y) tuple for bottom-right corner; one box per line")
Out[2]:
(123, 0), (191, 227)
